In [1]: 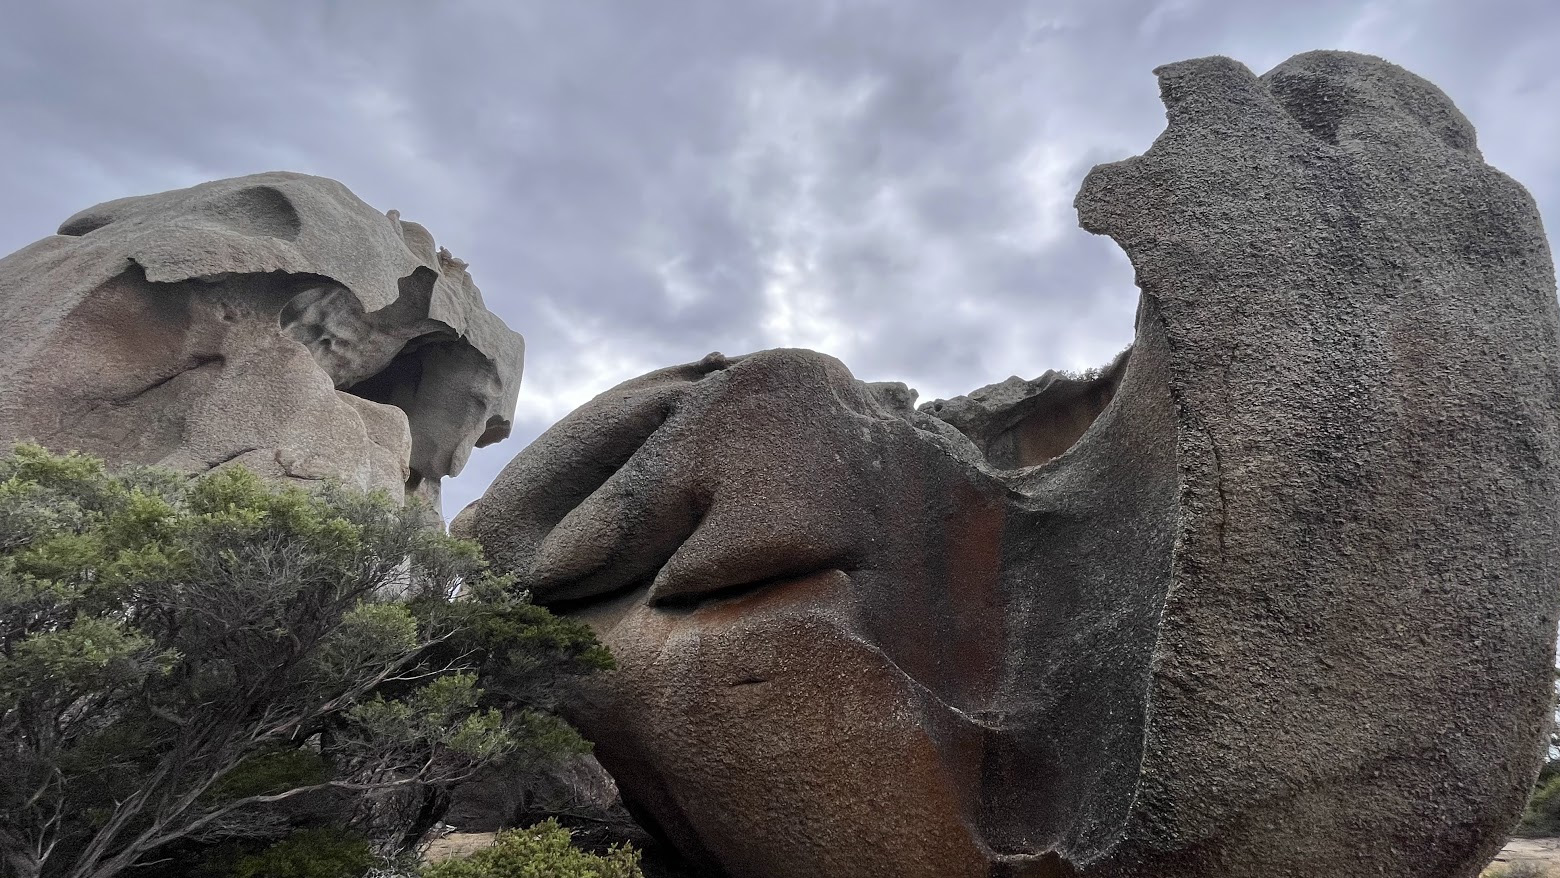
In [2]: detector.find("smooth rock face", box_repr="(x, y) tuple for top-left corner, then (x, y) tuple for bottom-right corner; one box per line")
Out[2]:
(464, 51), (1560, 878)
(0, 172), (524, 508)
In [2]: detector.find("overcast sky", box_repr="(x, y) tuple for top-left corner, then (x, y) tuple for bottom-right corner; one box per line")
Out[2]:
(2, 0), (1556, 519)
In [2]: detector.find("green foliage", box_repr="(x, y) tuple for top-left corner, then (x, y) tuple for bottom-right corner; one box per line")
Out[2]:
(413, 577), (612, 768)
(0, 444), (609, 878)
(1520, 770), (1560, 837)
(198, 829), (375, 878)
(348, 673), (511, 763)
(420, 821), (642, 878)
(204, 749), (333, 803)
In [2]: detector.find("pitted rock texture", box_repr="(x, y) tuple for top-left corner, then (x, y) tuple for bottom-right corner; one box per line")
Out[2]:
(0, 172), (524, 509)
(921, 349), (1130, 470)
(464, 51), (1559, 878)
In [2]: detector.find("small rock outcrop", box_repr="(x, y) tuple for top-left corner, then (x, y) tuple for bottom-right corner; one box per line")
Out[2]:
(0, 172), (524, 509)
(921, 350), (1130, 469)
(461, 51), (1560, 877)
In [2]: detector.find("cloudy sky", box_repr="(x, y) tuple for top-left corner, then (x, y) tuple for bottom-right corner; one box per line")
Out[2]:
(2, 0), (1556, 518)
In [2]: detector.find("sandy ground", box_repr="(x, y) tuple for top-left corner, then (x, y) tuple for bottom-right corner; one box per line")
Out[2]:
(423, 832), (496, 863)
(424, 831), (1560, 872)
(1487, 838), (1560, 874)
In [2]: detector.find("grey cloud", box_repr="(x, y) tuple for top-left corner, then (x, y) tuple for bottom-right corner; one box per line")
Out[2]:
(1, 0), (1556, 519)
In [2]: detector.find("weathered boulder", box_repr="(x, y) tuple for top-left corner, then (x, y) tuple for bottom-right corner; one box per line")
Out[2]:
(461, 51), (1560, 877)
(923, 351), (1130, 470)
(0, 172), (524, 509)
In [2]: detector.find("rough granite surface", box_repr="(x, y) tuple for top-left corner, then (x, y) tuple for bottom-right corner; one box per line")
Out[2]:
(462, 51), (1560, 878)
(0, 171), (524, 509)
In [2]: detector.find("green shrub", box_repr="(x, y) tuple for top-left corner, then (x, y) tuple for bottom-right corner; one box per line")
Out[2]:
(420, 821), (641, 878)
(198, 829), (376, 878)
(205, 749), (333, 803)
(1520, 770), (1560, 836)
(0, 444), (612, 878)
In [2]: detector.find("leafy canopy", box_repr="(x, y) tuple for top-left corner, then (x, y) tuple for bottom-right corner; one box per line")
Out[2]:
(0, 445), (610, 878)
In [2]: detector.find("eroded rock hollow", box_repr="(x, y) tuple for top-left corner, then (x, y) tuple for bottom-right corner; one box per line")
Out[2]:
(0, 172), (525, 511)
(458, 52), (1560, 877)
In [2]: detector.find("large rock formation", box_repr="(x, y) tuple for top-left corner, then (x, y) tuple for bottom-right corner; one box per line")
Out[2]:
(458, 51), (1560, 877)
(0, 172), (524, 509)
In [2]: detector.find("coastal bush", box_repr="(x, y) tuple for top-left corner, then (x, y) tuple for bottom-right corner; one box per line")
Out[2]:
(420, 821), (641, 878)
(0, 444), (610, 878)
